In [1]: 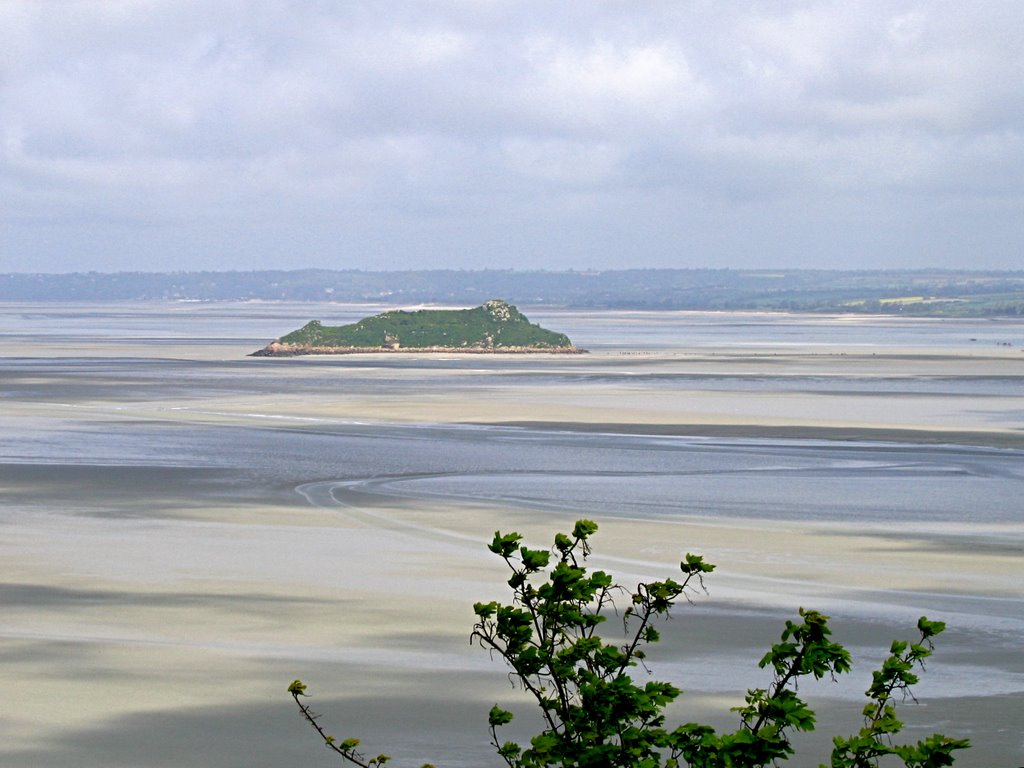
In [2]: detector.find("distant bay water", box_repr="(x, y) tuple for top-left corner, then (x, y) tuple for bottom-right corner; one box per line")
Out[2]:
(3, 302), (1023, 521)
(2, 301), (1022, 767)
(3, 299), (1024, 347)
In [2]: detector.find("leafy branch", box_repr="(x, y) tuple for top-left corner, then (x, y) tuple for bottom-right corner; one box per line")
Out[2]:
(289, 520), (968, 768)
(827, 617), (971, 768)
(288, 679), (435, 768)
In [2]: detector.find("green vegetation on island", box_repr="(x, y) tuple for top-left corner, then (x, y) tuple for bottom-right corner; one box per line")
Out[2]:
(253, 299), (581, 355)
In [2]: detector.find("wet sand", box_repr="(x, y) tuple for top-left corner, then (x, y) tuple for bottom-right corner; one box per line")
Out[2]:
(1, 336), (1023, 766)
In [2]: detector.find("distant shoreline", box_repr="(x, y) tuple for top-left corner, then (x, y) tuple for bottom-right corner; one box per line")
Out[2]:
(3, 267), (1023, 316)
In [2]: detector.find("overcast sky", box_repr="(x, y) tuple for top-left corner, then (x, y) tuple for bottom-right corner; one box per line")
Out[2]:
(1, 1), (1022, 274)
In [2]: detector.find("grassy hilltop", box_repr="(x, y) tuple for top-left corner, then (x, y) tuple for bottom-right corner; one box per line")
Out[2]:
(254, 299), (579, 355)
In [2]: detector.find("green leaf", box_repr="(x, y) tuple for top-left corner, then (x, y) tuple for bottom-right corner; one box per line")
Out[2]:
(488, 705), (514, 727)
(572, 519), (598, 539)
(681, 553), (715, 574)
(529, 732), (561, 755)
(497, 741), (521, 759)
(918, 616), (946, 638)
(519, 546), (551, 571)
(488, 531), (522, 557)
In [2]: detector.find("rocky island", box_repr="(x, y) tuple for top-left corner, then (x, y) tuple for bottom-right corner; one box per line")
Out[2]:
(251, 299), (584, 356)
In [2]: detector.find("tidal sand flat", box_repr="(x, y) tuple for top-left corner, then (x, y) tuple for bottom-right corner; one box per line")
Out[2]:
(1, 303), (1022, 766)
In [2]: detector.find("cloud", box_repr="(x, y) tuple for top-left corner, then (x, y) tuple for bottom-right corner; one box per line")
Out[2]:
(1, 1), (1022, 272)
(513, 37), (706, 133)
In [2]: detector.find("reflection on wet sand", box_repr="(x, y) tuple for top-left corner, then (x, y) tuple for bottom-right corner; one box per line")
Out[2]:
(1, 304), (1022, 766)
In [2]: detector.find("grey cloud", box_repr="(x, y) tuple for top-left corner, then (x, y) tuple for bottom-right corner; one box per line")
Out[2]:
(1, 1), (1022, 271)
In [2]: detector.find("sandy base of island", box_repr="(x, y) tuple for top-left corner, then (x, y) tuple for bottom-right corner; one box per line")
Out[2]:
(2, 344), (1022, 766)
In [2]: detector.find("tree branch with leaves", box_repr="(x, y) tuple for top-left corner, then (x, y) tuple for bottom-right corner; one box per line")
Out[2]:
(289, 520), (968, 767)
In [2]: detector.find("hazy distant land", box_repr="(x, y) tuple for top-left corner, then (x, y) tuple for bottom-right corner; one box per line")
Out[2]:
(3, 268), (1024, 316)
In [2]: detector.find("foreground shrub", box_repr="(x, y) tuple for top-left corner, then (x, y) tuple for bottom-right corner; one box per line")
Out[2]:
(290, 520), (968, 767)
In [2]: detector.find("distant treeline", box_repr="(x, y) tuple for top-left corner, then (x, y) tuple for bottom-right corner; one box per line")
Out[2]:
(3, 268), (1024, 316)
